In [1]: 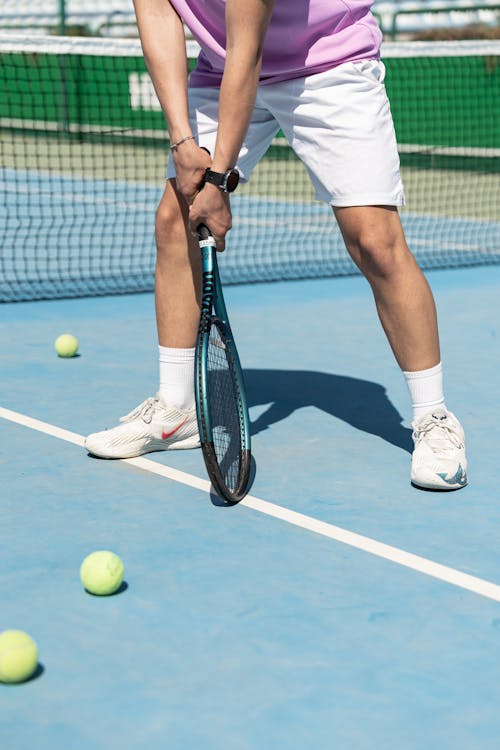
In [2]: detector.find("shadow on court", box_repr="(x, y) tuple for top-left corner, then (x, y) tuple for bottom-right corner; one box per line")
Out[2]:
(244, 369), (413, 453)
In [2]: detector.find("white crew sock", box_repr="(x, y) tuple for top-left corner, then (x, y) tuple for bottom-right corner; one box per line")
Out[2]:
(158, 346), (195, 412)
(403, 361), (446, 421)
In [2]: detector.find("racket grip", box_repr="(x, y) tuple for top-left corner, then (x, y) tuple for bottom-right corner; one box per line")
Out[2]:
(197, 147), (212, 241)
(197, 224), (211, 241)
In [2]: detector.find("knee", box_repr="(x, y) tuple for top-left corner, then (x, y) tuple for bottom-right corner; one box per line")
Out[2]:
(155, 191), (187, 251)
(348, 226), (410, 281)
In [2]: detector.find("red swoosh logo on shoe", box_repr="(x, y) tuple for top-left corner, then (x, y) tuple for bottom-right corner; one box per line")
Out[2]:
(162, 415), (189, 440)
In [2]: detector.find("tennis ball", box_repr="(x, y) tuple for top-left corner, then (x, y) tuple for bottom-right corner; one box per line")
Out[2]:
(0, 630), (39, 684)
(54, 333), (78, 358)
(80, 551), (124, 596)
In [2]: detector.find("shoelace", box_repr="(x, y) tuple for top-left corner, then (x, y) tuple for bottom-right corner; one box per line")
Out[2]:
(120, 397), (157, 425)
(412, 413), (463, 454)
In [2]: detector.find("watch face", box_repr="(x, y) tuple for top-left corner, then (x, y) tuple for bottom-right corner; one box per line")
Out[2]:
(225, 169), (239, 192)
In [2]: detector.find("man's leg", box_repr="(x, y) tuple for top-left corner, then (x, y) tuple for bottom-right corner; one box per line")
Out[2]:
(334, 205), (439, 372)
(266, 57), (467, 489)
(155, 179), (201, 349)
(84, 180), (201, 458)
(335, 204), (467, 490)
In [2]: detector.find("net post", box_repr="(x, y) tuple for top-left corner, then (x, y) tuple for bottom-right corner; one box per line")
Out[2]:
(57, 0), (70, 136)
(59, 0), (66, 36)
(391, 11), (397, 41)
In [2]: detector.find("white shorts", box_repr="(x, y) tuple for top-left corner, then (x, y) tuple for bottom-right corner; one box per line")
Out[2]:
(167, 60), (405, 207)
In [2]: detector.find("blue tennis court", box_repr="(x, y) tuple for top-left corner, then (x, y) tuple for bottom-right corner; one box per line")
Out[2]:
(1, 31), (500, 749)
(1, 262), (500, 749)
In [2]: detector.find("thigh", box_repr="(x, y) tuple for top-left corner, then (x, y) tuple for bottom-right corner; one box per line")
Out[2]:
(166, 87), (280, 183)
(261, 61), (405, 207)
(334, 204), (406, 248)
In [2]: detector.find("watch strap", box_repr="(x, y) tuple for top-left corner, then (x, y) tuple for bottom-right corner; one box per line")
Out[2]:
(204, 168), (239, 193)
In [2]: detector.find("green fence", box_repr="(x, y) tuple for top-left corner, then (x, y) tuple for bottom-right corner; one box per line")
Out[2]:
(1, 46), (499, 149)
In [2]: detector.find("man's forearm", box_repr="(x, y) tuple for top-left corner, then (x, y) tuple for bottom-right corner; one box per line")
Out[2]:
(211, 52), (261, 172)
(211, 0), (276, 172)
(133, 0), (191, 142)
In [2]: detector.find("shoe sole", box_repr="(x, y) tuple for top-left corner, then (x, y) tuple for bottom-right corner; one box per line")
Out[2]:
(85, 435), (200, 459)
(411, 479), (468, 491)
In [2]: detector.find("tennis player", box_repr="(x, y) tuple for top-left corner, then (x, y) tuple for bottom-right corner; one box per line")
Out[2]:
(85, 0), (467, 490)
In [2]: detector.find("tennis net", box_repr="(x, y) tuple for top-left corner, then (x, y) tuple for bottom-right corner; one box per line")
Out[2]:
(1, 35), (499, 301)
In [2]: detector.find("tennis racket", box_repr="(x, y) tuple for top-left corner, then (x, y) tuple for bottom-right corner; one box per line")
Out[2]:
(195, 223), (251, 503)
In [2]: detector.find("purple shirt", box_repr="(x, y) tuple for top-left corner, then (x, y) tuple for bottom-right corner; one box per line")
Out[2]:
(170, 0), (382, 86)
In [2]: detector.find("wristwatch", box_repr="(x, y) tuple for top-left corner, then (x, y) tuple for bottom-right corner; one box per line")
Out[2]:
(204, 167), (240, 193)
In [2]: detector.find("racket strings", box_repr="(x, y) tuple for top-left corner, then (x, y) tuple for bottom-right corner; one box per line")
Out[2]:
(207, 322), (243, 493)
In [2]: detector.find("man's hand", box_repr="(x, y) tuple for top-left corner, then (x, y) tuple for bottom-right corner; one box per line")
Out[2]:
(172, 139), (212, 204)
(189, 183), (232, 252)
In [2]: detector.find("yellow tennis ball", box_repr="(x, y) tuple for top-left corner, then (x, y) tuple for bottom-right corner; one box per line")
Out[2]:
(0, 630), (39, 684)
(80, 551), (124, 596)
(54, 333), (78, 358)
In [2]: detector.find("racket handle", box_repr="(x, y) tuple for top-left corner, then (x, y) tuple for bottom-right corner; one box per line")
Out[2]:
(197, 224), (211, 241)
(197, 147), (212, 241)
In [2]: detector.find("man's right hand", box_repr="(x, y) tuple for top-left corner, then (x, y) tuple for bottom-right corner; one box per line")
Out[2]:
(172, 139), (212, 204)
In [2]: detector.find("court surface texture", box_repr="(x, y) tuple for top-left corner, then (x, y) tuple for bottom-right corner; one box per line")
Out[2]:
(1, 264), (499, 750)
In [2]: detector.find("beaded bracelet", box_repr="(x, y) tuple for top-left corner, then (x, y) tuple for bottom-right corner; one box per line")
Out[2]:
(170, 135), (195, 151)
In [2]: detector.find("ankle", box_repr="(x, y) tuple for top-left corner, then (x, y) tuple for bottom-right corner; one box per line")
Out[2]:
(403, 362), (446, 422)
(159, 346), (195, 411)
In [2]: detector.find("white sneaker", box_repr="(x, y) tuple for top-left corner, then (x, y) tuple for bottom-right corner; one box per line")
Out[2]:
(411, 408), (467, 490)
(85, 394), (200, 458)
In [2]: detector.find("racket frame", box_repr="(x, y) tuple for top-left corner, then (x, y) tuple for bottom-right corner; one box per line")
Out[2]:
(195, 228), (251, 502)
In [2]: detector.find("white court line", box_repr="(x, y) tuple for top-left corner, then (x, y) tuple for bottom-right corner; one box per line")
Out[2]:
(2, 405), (500, 604)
